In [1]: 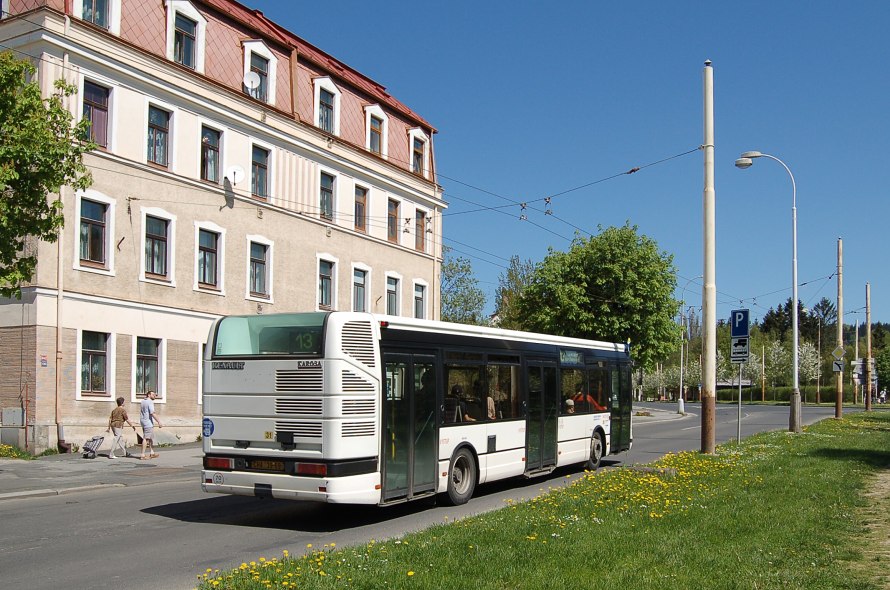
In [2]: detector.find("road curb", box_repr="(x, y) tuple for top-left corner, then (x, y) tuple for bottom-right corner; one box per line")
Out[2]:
(0, 483), (126, 502)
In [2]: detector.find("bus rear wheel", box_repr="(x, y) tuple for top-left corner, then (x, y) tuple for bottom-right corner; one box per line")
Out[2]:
(446, 447), (476, 505)
(586, 431), (604, 471)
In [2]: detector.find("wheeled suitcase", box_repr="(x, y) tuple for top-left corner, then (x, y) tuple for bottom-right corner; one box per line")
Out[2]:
(82, 435), (104, 459)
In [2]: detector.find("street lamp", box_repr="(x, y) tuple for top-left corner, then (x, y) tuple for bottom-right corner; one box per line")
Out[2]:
(734, 150), (802, 432)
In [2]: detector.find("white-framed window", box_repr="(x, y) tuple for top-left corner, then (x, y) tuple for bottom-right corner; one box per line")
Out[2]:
(74, 189), (115, 276)
(76, 329), (116, 400)
(246, 234), (273, 302)
(139, 207), (176, 285)
(242, 40), (278, 105)
(317, 253), (338, 311)
(352, 263), (371, 313)
(194, 221), (226, 294)
(313, 77), (341, 136)
(146, 99), (176, 168)
(199, 122), (224, 184)
(385, 273), (402, 316)
(165, 0), (207, 73)
(75, 0), (121, 34)
(408, 128), (430, 178)
(0, 1), (9, 20)
(251, 141), (273, 200)
(415, 209), (428, 252)
(132, 336), (166, 402)
(319, 169), (336, 220)
(413, 280), (428, 319)
(80, 75), (117, 151)
(364, 104), (388, 159)
(353, 184), (368, 233)
(387, 198), (400, 244)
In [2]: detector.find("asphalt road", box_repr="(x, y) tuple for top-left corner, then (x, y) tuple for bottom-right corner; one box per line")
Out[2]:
(0, 403), (844, 590)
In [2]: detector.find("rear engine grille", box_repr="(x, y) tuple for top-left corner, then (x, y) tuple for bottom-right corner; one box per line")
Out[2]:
(342, 321), (376, 369)
(275, 421), (322, 438)
(276, 367), (323, 393)
(342, 399), (375, 415)
(342, 369), (375, 392)
(275, 398), (323, 415)
(341, 421), (375, 437)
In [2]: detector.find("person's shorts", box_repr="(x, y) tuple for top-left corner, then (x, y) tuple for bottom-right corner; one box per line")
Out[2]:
(142, 426), (154, 440)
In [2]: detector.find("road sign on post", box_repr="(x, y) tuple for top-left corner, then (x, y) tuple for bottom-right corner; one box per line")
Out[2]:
(730, 309), (750, 364)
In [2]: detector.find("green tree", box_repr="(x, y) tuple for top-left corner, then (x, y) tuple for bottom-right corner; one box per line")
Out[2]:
(0, 51), (93, 298)
(515, 223), (678, 369)
(875, 346), (890, 393)
(493, 255), (535, 329)
(440, 247), (486, 325)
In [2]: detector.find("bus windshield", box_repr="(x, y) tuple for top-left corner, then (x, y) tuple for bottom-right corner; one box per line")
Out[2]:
(212, 312), (326, 357)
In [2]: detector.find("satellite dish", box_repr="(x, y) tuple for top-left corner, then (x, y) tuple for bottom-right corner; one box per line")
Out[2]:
(243, 71), (261, 91)
(225, 165), (245, 185)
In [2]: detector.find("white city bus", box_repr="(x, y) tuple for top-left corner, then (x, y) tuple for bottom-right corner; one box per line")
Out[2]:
(201, 312), (632, 505)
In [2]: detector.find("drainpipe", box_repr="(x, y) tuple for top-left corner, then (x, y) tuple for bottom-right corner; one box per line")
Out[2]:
(56, 47), (71, 452)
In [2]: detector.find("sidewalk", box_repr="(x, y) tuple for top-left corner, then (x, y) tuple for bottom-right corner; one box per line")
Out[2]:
(0, 441), (204, 502)
(632, 401), (691, 424)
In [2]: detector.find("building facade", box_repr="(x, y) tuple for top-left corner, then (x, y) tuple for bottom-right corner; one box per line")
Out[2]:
(0, 0), (444, 453)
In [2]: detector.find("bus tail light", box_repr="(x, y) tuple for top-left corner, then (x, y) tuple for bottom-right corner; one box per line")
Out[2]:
(296, 462), (327, 476)
(206, 457), (234, 470)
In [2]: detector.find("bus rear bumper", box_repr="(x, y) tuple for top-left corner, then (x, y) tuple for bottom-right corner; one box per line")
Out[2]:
(201, 470), (381, 504)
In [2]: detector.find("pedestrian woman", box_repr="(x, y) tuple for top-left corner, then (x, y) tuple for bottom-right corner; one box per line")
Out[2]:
(107, 397), (136, 459)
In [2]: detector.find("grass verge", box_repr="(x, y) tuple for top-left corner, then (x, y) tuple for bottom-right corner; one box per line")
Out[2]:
(196, 412), (890, 590)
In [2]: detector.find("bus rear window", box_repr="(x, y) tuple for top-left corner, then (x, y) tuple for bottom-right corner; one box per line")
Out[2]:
(213, 313), (326, 357)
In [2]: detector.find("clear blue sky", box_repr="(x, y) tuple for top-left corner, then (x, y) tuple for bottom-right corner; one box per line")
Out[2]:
(250, 0), (889, 325)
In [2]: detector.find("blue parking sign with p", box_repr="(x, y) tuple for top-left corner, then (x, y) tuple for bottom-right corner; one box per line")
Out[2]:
(731, 309), (750, 337)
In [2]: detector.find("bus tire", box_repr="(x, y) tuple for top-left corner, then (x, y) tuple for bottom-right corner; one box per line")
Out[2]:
(586, 431), (604, 471)
(446, 447), (476, 505)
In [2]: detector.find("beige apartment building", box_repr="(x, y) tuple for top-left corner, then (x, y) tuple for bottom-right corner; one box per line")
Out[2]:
(0, 0), (444, 453)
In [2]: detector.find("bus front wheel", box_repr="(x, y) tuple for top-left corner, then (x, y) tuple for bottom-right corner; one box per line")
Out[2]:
(587, 431), (604, 471)
(446, 447), (476, 505)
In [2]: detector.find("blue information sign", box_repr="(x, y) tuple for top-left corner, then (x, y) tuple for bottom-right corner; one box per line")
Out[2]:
(730, 309), (750, 338)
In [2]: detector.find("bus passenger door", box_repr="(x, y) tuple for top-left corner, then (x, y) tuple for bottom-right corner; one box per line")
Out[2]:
(609, 365), (633, 453)
(382, 354), (437, 502)
(525, 360), (558, 472)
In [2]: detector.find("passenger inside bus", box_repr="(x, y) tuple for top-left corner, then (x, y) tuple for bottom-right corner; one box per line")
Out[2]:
(445, 384), (476, 423)
(565, 398), (575, 414)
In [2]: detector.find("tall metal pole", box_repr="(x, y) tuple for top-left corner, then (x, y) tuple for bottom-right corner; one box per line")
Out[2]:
(865, 283), (872, 411)
(734, 151), (800, 432)
(701, 60), (717, 453)
(835, 238), (843, 418)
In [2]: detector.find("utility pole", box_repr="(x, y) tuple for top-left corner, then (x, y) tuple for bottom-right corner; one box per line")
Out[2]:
(865, 283), (872, 411)
(835, 237), (843, 418)
(701, 60), (717, 454)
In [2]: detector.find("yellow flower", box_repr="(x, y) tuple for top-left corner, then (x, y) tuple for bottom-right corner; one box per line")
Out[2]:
(408, 571), (415, 576)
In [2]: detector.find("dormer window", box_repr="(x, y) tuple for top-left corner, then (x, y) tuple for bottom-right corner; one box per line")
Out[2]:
(313, 77), (341, 136)
(76, 0), (120, 33)
(364, 104), (388, 159)
(319, 89), (334, 133)
(408, 128), (430, 178)
(166, 1), (207, 73)
(242, 40), (278, 106)
(82, 0), (108, 28)
(174, 14), (197, 69)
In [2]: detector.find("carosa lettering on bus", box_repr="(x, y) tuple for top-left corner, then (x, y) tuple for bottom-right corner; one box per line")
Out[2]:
(297, 360), (322, 368)
(212, 361), (245, 370)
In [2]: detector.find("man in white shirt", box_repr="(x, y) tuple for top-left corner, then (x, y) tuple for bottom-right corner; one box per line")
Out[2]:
(139, 390), (163, 460)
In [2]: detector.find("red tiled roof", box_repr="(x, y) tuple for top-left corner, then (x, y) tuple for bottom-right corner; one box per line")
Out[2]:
(197, 0), (436, 133)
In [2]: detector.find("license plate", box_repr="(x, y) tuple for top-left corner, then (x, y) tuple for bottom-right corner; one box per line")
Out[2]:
(249, 459), (285, 472)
